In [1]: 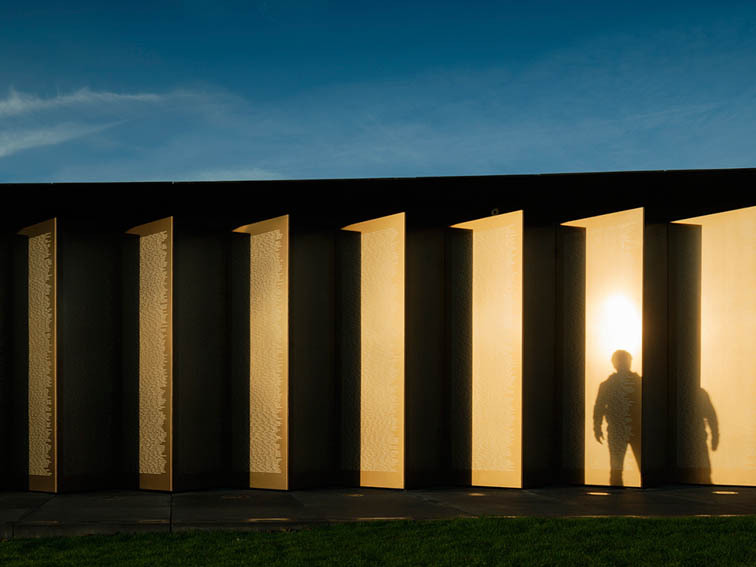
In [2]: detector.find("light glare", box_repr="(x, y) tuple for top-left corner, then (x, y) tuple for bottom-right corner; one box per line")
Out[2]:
(600, 294), (641, 359)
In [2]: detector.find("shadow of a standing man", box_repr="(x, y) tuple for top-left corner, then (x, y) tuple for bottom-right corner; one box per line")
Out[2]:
(690, 387), (719, 483)
(593, 350), (642, 486)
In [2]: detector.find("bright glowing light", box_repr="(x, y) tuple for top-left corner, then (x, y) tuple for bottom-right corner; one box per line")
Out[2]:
(564, 207), (644, 487)
(712, 490), (738, 495)
(586, 491), (611, 496)
(599, 294), (641, 358)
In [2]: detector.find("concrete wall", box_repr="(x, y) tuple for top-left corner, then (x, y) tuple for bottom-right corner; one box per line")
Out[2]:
(668, 223), (702, 483)
(58, 226), (121, 491)
(289, 225), (339, 488)
(405, 227), (446, 487)
(173, 226), (228, 491)
(230, 222), (339, 490)
(337, 230), (361, 485)
(522, 223), (557, 487)
(9, 236), (29, 489)
(120, 234), (140, 489)
(557, 226), (586, 485)
(446, 228), (472, 485)
(446, 218), (557, 488)
(641, 223), (669, 486)
(0, 237), (11, 487)
(228, 232), (251, 487)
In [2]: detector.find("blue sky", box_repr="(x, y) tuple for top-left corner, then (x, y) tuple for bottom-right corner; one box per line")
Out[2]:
(1, 1), (755, 182)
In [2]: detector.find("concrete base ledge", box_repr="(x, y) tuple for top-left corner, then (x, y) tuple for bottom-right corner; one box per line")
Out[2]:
(1, 485), (754, 539)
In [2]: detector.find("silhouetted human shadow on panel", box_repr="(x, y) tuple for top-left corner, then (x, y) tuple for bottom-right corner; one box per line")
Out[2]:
(593, 350), (641, 486)
(689, 387), (719, 483)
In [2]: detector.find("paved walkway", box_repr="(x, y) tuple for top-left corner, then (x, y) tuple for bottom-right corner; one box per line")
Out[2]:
(1, 485), (754, 539)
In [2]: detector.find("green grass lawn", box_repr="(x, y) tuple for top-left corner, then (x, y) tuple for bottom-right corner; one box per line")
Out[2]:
(1, 517), (755, 566)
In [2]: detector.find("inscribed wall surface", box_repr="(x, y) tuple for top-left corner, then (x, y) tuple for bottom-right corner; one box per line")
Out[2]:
(27, 227), (56, 488)
(452, 212), (523, 487)
(128, 217), (173, 491)
(343, 213), (405, 488)
(234, 215), (289, 490)
(138, 231), (170, 477)
(674, 207), (756, 485)
(563, 208), (644, 487)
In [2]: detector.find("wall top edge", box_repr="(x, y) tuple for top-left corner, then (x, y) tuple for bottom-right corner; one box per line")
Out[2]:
(672, 204), (756, 225)
(233, 214), (289, 236)
(451, 209), (523, 231)
(562, 207), (644, 228)
(126, 216), (173, 237)
(18, 217), (56, 237)
(342, 211), (405, 233)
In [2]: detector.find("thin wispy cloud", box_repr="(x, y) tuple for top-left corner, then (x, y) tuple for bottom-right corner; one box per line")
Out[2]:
(0, 88), (164, 118)
(0, 122), (117, 159)
(2, 1), (755, 182)
(0, 87), (210, 164)
(2, 17), (755, 182)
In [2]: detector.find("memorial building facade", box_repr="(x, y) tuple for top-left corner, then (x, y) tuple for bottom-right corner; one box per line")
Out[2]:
(0, 168), (753, 492)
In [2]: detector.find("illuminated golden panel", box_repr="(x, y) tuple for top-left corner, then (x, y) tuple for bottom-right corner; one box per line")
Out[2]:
(674, 206), (756, 486)
(234, 215), (289, 491)
(19, 219), (57, 492)
(452, 212), (523, 488)
(563, 208), (643, 487)
(343, 213), (405, 489)
(127, 217), (173, 491)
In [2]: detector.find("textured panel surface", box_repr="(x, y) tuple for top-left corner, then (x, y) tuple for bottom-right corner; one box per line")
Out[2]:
(564, 209), (643, 487)
(674, 207), (756, 485)
(233, 215), (289, 489)
(452, 212), (523, 487)
(139, 231), (170, 476)
(249, 228), (287, 475)
(28, 232), (55, 478)
(343, 213), (405, 488)
(361, 226), (403, 475)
